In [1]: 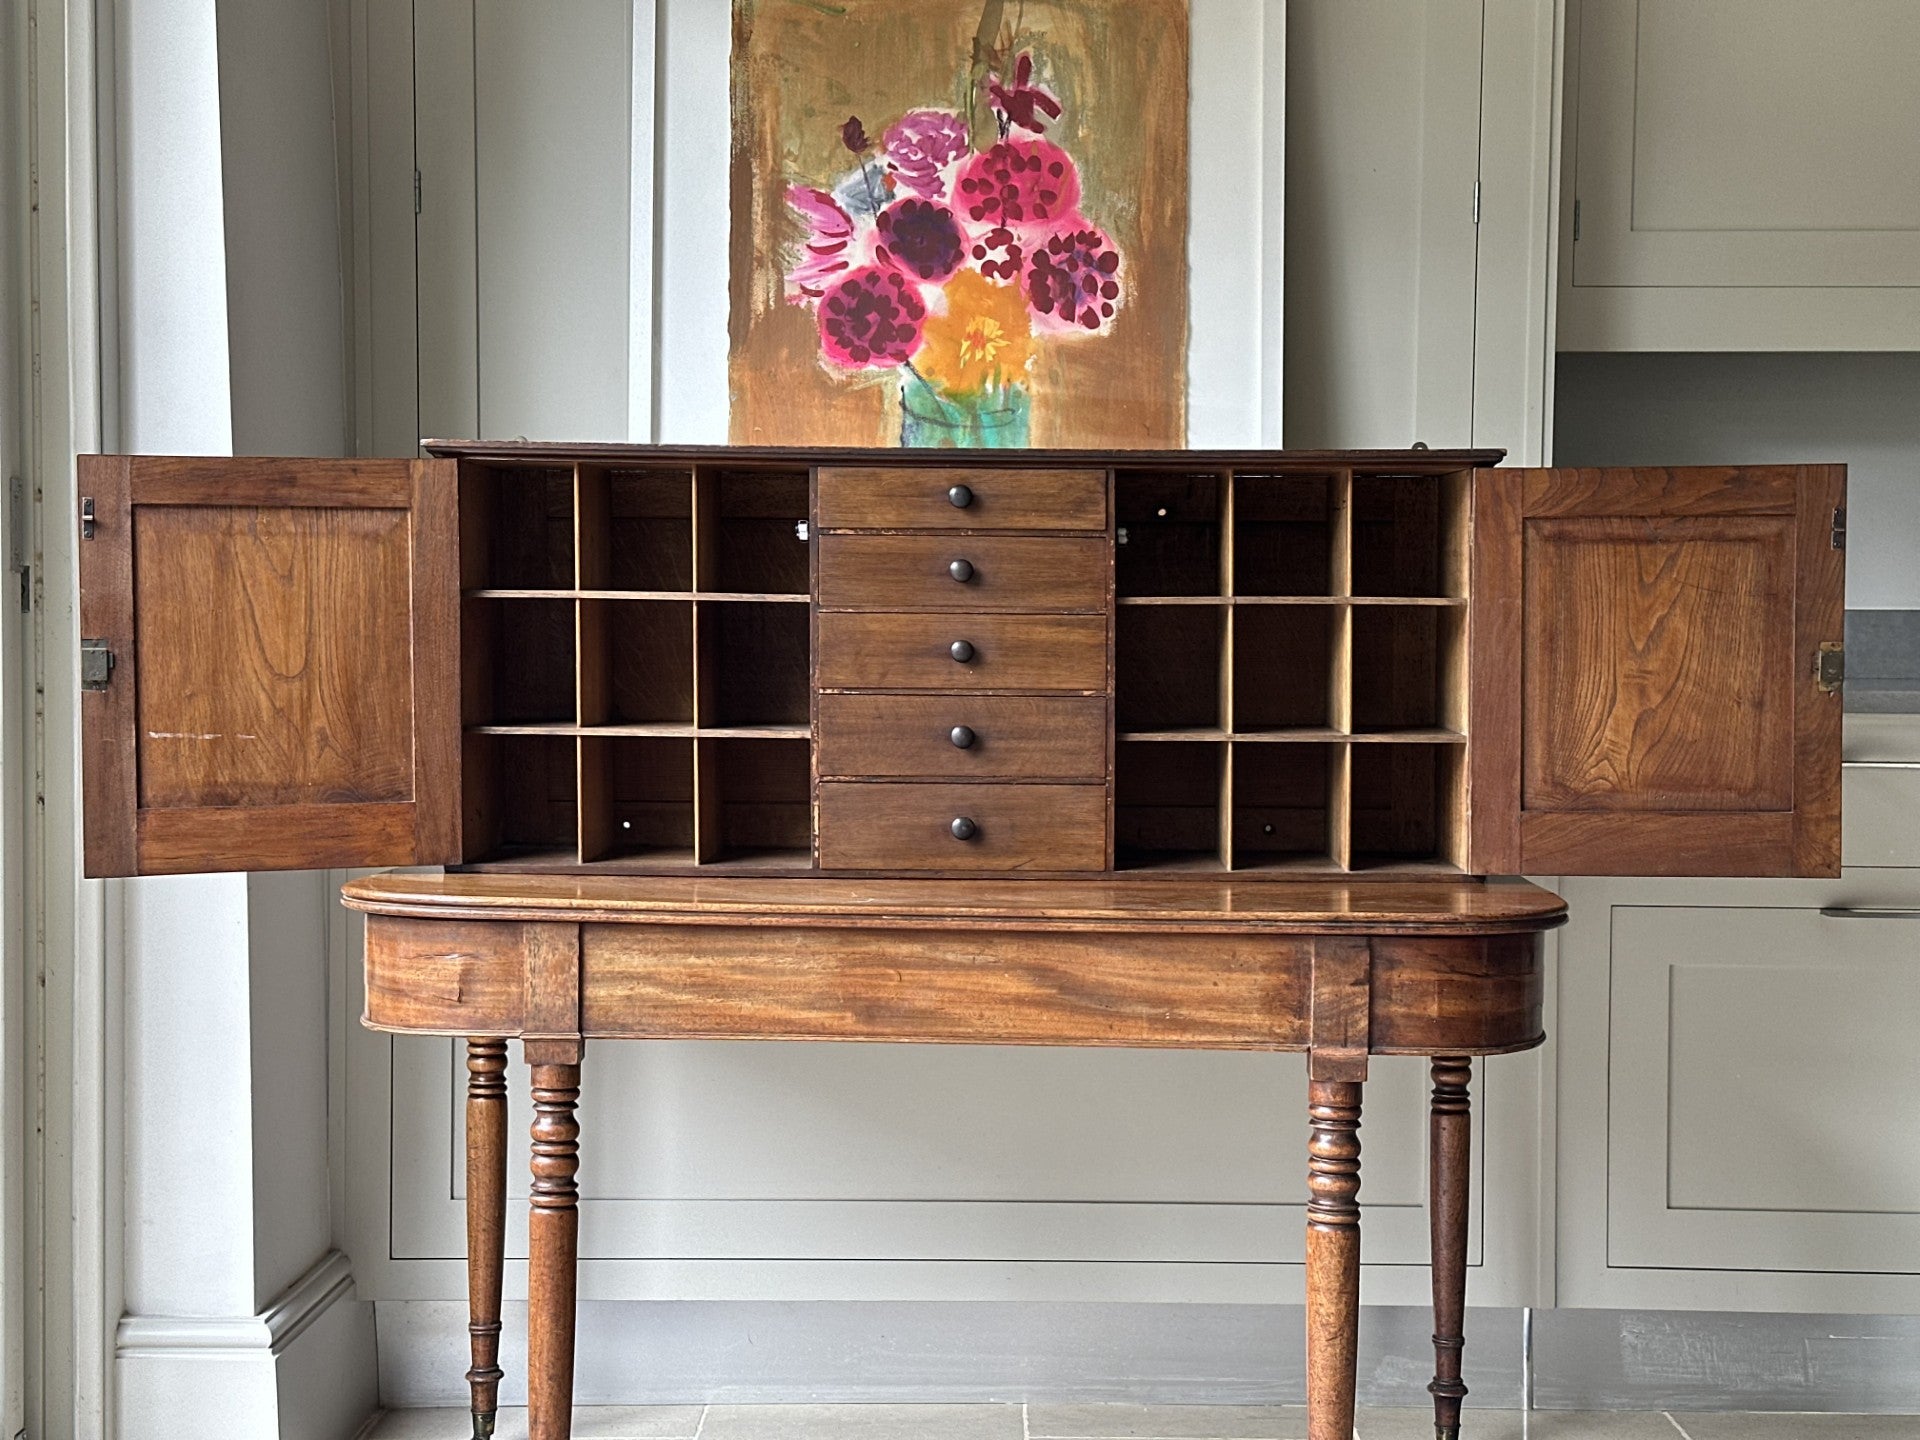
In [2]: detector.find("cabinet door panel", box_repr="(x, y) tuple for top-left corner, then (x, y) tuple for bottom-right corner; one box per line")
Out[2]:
(79, 455), (461, 876)
(1469, 465), (1844, 876)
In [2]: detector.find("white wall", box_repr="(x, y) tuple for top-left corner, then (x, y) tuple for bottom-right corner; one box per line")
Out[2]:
(1554, 352), (1920, 610)
(107, 1), (375, 1436)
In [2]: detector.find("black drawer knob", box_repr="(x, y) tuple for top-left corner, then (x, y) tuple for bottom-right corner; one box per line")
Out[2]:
(950, 816), (979, 841)
(949, 558), (975, 583)
(949, 639), (975, 663)
(949, 725), (976, 749)
(948, 484), (973, 509)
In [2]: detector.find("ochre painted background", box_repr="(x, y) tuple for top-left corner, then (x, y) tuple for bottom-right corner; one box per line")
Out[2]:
(729, 0), (1190, 447)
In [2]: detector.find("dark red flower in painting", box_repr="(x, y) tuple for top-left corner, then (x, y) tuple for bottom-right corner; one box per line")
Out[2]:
(954, 138), (1081, 236)
(874, 198), (966, 282)
(1025, 222), (1122, 333)
(967, 224), (1025, 284)
(989, 53), (1062, 135)
(841, 115), (870, 153)
(817, 265), (926, 368)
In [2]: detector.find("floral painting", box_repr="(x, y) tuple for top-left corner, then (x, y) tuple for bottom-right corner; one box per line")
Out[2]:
(729, 0), (1189, 448)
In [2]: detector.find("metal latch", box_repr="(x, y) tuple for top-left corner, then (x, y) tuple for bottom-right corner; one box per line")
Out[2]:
(80, 638), (115, 691)
(1816, 641), (1844, 694)
(80, 496), (96, 540)
(1832, 506), (1847, 551)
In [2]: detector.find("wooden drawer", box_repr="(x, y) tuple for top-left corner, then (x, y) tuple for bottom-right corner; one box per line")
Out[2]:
(817, 466), (1107, 531)
(818, 694), (1107, 780)
(815, 611), (1108, 691)
(817, 781), (1107, 871)
(818, 534), (1107, 611)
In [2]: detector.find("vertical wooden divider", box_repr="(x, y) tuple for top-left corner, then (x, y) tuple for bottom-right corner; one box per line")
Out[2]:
(691, 468), (722, 862)
(575, 465), (612, 862)
(1218, 471), (1236, 871)
(1328, 470), (1355, 869)
(1439, 469), (1473, 867)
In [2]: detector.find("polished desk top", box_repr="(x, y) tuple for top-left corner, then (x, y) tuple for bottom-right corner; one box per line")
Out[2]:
(341, 873), (1569, 934)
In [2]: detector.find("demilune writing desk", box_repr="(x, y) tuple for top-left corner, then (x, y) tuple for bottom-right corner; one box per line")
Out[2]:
(75, 445), (1846, 1440)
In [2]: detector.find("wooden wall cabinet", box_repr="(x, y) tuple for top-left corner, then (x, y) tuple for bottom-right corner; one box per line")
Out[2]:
(75, 445), (1845, 882)
(1560, 0), (1920, 350)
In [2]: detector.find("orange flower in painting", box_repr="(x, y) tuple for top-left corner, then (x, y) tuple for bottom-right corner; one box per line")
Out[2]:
(916, 270), (1033, 397)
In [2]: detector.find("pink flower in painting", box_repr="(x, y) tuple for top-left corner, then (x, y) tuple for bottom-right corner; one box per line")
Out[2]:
(883, 109), (968, 200)
(1025, 221), (1123, 333)
(988, 53), (1062, 135)
(954, 138), (1081, 235)
(966, 224), (1025, 284)
(875, 198), (966, 282)
(784, 185), (856, 301)
(817, 265), (926, 368)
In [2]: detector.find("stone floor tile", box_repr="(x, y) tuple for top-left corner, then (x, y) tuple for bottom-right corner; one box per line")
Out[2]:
(699, 1404), (1025, 1440)
(1356, 1410), (1689, 1439)
(1675, 1415), (1920, 1439)
(364, 1411), (470, 1440)
(367, 1406), (706, 1440)
(1026, 1403), (1309, 1439)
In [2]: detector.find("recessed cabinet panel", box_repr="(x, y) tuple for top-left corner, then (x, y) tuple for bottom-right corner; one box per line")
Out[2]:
(1571, 0), (1920, 291)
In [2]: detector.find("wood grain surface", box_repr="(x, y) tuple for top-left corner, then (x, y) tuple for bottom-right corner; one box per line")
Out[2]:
(134, 504), (415, 807)
(817, 467), (1107, 531)
(818, 533), (1108, 611)
(817, 693), (1107, 779)
(815, 610), (1109, 691)
(343, 871), (1568, 932)
(815, 781), (1107, 872)
(1522, 515), (1794, 811)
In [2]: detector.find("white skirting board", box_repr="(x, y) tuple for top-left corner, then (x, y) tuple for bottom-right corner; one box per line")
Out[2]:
(116, 1250), (377, 1440)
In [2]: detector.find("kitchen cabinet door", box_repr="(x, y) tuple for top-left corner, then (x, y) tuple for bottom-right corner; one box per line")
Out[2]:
(1561, 0), (1920, 349)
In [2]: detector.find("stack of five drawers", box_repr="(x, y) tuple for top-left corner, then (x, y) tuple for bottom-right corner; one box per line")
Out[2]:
(814, 467), (1112, 872)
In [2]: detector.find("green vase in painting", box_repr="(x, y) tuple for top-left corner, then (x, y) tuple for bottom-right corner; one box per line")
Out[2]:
(900, 377), (1032, 449)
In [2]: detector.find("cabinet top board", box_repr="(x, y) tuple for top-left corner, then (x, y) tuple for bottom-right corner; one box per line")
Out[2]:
(422, 440), (1509, 471)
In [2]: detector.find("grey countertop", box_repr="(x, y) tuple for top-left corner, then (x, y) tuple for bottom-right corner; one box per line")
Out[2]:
(1846, 610), (1920, 714)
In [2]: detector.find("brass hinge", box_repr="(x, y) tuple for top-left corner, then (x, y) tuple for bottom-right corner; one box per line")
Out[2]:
(1832, 505), (1847, 550)
(1816, 641), (1845, 694)
(80, 637), (115, 692)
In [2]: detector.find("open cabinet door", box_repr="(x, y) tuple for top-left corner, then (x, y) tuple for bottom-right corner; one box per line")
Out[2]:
(1468, 465), (1845, 877)
(78, 455), (461, 876)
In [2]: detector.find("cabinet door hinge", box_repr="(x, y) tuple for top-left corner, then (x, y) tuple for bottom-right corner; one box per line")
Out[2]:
(1572, 197), (1581, 242)
(80, 638), (115, 692)
(413, 169), (423, 215)
(1816, 641), (1845, 694)
(1832, 505), (1847, 550)
(1472, 179), (1480, 226)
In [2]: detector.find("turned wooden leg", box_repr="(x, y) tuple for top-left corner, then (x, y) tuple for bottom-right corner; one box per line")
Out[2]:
(465, 1039), (509, 1440)
(527, 1044), (583, 1440)
(1428, 1057), (1472, 1440)
(1305, 1078), (1363, 1440)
